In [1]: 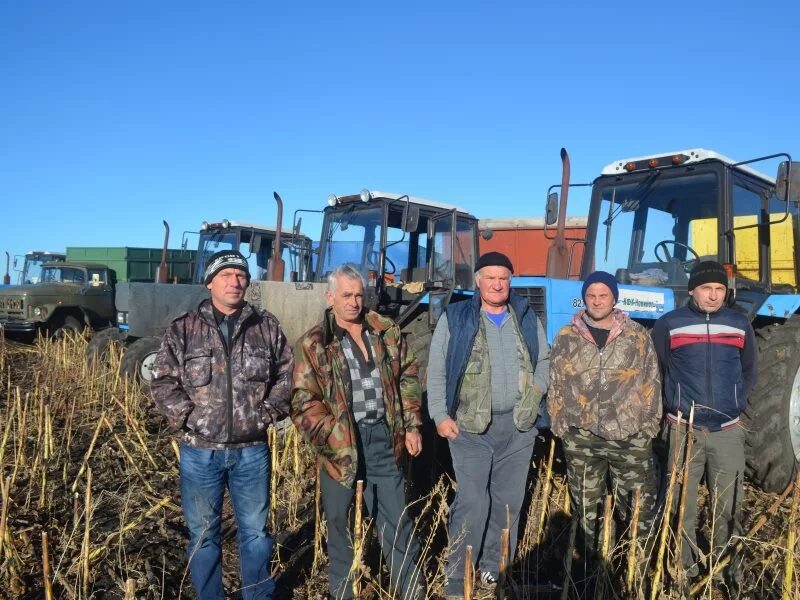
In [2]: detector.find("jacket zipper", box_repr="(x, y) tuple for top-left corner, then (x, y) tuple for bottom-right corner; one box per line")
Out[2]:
(214, 324), (234, 443)
(705, 312), (713, 410)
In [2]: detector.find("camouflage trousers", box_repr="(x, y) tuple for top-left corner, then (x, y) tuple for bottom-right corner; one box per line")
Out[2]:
(562, 427), (659, 556)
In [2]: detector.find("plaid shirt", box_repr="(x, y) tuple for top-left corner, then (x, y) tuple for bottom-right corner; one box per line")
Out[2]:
(339, 329), (385, 423)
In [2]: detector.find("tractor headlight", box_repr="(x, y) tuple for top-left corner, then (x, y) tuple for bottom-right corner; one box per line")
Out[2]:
(33, 307), (42, 317)
(327, 194), (338, 207)
(117, 311), (128, 325)
(360, 189), (371, 203)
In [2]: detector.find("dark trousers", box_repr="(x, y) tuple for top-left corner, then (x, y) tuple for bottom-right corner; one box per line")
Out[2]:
(664, 423), (745, 581)
(321, 419), (421, 600)
(445, 412), (536, 594)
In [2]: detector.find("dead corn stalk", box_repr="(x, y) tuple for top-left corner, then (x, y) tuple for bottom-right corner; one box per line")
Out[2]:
(464, 544), (473, 600)
(626, 486), (641, 593)
(650, 410), (682, 600)
(536, 438), (556, 545)
(782, 470), (800, 600)
(351, 479), (364, 598)
(675, 403), (695, 582)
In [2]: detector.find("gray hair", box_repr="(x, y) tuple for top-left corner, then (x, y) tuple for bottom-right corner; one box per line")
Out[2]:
(327, 263), (366, 293)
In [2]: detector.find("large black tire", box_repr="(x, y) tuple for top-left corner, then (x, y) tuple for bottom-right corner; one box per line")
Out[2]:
(402, 311), (432, 388)
(86, 328), (125, 366)
(743, 317), (800, 493)
(120, 336), (162, 387)
(49, 315), (83, 339)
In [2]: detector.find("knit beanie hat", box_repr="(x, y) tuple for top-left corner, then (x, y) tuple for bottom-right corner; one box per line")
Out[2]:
(581, 271), (619, 303)
(474, 251), (514, 274)
(688, 261), (728, 291)
(204, 250), (250, 285)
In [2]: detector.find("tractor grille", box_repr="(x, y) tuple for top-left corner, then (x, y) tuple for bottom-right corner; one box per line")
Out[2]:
(514, 286), (546, 329)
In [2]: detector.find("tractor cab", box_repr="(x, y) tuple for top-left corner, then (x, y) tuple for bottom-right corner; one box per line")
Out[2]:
(316, 190), (478, 326)
(192, 220), (312, 284)
(580, 149), (799, 305)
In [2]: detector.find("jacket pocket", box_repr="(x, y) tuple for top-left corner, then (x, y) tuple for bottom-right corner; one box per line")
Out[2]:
(184, 350), (212, 388)
(456, 351), (491, 433)
(244, 347), (272, 381)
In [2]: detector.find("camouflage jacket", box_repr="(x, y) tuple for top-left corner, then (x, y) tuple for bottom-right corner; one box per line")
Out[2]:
(547, 309), (661, 440)
(291, 309), (422, 487)
(150, 299), (294, 449)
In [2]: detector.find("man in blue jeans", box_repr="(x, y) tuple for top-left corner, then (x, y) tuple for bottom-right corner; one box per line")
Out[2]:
(151, 250), (294, 599)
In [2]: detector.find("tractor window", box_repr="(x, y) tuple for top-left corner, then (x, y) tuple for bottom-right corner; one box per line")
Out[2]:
(731, 179), (765, 285)
(768, 192), (797, 288)
(593, 171), (719, 287)
(239, 237), (272, 282)
(385, 205), (428, 284)
(321, 205), (383, 279)
(455, 217), (475, 289)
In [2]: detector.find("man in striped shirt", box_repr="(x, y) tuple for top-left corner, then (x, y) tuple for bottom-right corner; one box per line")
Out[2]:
(652, 261), (757, 592)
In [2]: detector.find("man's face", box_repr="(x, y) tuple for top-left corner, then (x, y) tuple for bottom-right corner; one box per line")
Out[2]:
(584, 282), (616, 322)
(689, 282), (727, 313)
(206, 268), (249, 310)
(475, 266), (511, 308)
(326, 276), (364, 325)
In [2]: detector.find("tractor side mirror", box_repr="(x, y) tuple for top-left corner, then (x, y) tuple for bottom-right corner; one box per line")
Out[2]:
(545, 192), (559, 225)
(403, 206), (420, 233)
(776, 161), (800, 203)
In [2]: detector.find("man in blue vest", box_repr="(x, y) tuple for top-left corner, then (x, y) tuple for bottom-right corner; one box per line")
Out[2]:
(427, 251), (550, 599)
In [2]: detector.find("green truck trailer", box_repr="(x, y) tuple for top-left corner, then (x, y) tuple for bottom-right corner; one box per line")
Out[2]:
(0, 246), (196, 338)
(65, 247), (195, 283)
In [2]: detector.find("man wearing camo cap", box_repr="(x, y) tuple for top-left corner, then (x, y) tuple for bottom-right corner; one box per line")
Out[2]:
(151, 249), (293, 600)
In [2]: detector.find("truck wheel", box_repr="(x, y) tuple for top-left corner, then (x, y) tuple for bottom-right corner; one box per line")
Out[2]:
(744, 318), (800, 493)
(50, 315), (83, 339)
(120, 337), (162, 387)
(86, 328), (125, 365)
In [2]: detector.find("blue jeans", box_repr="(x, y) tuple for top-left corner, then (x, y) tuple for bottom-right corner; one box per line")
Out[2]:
(180, 443), (274, 600)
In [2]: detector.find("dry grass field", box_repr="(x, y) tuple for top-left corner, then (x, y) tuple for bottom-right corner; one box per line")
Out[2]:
(0, 333), (799, 599)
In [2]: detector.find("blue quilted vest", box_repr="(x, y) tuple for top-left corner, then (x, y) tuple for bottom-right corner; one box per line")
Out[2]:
(444, 290), (542, 422)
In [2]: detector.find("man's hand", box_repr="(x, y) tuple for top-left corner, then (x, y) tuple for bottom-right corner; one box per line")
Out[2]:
(405, 431), (422, 457)
(436, 417), (460, 440)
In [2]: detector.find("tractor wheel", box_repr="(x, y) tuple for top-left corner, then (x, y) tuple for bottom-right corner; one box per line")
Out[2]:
(402, 311), (432, 388)
(743, 317), (800, 493)
(86, 328), (125, 366)
(120, 336), (162, 387)
(49, 315), (83, 339)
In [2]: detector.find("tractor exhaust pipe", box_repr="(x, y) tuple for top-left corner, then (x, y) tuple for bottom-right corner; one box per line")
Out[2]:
(157, 220), (170, 283)
(267, 192), (285, 282)
(546, 148), (571, 279)
(3, 251), (10, 285)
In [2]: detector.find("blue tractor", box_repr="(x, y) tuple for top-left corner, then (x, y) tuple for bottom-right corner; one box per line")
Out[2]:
(513, 148), (800, 492)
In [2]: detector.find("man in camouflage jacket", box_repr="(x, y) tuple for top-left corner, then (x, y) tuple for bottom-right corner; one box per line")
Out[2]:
(548, 271), (661, 557)
(151, 250), (293, 600)
(291, 264), (423, 600)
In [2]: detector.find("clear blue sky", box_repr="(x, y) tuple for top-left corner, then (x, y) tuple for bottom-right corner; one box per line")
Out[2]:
(2, 1), (798, 267)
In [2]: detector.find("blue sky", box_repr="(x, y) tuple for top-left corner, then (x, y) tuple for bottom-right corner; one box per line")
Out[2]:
(2, 1), (798, 268)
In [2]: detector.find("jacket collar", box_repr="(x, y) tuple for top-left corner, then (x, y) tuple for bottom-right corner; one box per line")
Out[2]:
(198, 298), (256, 328)
(320, 307), (393, 347)
(470, 288), (529, 319)
(571, 308), (630, 346)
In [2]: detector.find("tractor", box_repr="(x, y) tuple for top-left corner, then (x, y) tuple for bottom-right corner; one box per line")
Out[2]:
(519, 148), (800, 492)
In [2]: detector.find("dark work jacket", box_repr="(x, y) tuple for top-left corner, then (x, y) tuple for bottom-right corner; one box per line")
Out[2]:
(444, 291), (544, 424)
(652, 301), (757, 431)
